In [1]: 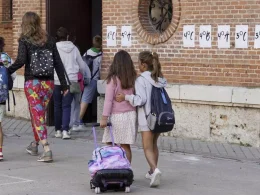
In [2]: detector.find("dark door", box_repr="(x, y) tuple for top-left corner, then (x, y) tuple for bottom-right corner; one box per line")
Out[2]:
(46, 0), (92, 54)
(46, 0), (94, 126)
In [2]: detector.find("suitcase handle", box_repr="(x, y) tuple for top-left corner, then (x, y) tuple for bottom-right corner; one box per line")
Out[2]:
(92, 123), (114, 149)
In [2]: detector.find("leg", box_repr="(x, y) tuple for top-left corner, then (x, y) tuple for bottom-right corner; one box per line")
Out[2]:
(121, 144), (132, 163)
(142, 131), (157, 172)
(70, 95), (76, 127)
(53, 85), (62, 131)
(79, 102), (88, 120)
(62, 91), (73, 132)
(151, 133), (160, 173)
(0, 105), (4, 159)
(28, 106), (40, 143)
(73, 93), (81, 125)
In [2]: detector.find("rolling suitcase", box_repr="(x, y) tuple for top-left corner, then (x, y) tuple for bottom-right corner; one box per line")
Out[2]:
(89, 124), (134, 194)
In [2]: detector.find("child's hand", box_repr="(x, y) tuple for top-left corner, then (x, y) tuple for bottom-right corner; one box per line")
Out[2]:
(116, 93), (125, 102)
(100, 117), (108, 128)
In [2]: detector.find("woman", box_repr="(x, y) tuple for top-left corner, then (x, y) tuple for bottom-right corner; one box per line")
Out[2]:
(116, 51), (167, 187)
(53, 27), (87, 139)
(8, 12), (69, 162)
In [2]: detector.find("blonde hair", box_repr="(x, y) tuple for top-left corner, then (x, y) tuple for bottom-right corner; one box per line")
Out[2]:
(139, 51), (163, 82)
(20, 12), (47, 45)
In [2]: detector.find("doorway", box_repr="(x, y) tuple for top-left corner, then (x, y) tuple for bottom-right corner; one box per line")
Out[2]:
(46, 0), (102, 126)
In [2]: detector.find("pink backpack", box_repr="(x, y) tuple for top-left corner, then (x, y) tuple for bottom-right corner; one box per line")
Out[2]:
(78, 72), (84, 92)
(88, 125), (131, 177)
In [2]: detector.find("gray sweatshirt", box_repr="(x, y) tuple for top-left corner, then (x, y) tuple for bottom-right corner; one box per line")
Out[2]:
(125, 71), (167, 131)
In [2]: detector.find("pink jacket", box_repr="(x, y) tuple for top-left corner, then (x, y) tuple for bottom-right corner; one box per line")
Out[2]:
(103, 77), (135, 117)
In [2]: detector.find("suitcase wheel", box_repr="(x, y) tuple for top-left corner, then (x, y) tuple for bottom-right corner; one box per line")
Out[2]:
(125, 186), (131, 193)
(95, 187), (101, 194)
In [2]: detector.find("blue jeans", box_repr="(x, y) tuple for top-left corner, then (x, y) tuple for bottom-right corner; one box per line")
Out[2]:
(70, 92), (81, 127)
(53, 85), (73, 132)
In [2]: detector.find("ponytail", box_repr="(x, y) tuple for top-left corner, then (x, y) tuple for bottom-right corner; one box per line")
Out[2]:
(151, 52), (163, 82)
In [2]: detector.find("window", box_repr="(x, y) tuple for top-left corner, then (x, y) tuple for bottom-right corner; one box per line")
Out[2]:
(136, 0), (180, 44)
(2, 0), (13, 22)
(149, 0), (173, 33)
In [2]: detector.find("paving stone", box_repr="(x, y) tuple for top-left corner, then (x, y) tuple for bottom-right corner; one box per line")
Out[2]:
(183, 139), (194, 152)
(249, 147), (260, 160)
(214, 143), (228, 156)
(240, 146), (255, 160)
(199, 141), (210, 153)
(207, 142), (219, 155)
(191, 140), (202, 153)
(176, 138), (185, 151)
(231, 145), (246, 159)
(222, 143), (237, 158)
(3, 119), (16, 129)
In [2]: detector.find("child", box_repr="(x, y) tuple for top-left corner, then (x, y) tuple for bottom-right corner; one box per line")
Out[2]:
(77, 35), (102, 129)
(0, 37), (16, 161)
(116, 51), (167, 187)
(100, 50), (137, 163)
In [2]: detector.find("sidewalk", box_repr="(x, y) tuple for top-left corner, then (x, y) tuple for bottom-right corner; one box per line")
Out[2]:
(3, 117), (260, 162)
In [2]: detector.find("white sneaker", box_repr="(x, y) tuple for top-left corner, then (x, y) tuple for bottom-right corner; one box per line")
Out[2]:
(62, 131), (71, 140)
(72, 124), (85, 131)
(150, 168), (162, 187)
(0, 152), (3, 161)
(145, 172), (152, 180)
(55, 130), (62, 138)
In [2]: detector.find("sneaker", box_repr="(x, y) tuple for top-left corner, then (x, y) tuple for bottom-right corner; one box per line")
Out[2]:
(62, 131), (71, 140)
(150, 168), (162, 187)
(37, 150), (53, 162)
(145, 171), (153, 180)
(72, 124), (85, 131)
(0, 152), (3, 161)
(26, 141), (39, 156)
(55, 130), (62, 138)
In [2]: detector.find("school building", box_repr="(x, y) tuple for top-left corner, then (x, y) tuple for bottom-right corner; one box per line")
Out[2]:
(1, 0), (260, 147)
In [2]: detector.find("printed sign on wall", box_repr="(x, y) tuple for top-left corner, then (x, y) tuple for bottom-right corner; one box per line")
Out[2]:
(199, 25), (212, 48)
(121, 26), (132, 47)
(254, 25), (260, 49)
(183, 25), (195, 47)
(218, 25), (230, 49)
(107, 26), (117, 47)
(235, 25), (248, 48)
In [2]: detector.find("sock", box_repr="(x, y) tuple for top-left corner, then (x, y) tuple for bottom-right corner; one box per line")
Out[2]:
(80, 119), (84, 124)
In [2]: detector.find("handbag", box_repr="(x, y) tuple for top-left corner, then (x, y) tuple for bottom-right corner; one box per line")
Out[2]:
(63, 66), (81, 94)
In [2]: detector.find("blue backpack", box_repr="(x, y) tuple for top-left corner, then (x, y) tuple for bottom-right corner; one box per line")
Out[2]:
(0, 53), (15, 110)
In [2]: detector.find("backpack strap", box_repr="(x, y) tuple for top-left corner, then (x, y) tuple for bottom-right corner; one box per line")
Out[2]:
(90, 53), (102, 80)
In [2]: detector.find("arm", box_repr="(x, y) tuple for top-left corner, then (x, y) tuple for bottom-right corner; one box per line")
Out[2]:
(53, 43), (68, 91)
(10, 59), (16, 81)
(125, 78), (147, 107)
(100, 79), (116, 128)
(8, 40), (27, 74)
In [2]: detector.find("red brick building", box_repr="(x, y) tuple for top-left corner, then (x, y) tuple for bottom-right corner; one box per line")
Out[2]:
(1, 0), (260, 146)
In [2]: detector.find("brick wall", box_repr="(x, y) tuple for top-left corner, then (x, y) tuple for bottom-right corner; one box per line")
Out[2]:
(102, 0), (260, 87)
(0, 0), (45, 75)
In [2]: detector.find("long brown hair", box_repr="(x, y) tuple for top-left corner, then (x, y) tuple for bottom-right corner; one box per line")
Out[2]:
(139, 51), (163, 82)
(106, 50), (137, 89)
(20, 12), (47, 45)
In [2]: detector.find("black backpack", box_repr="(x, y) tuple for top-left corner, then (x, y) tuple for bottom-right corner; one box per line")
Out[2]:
(147, 86), (175, 133)
(30, 49), (54, 77)
(82, 53), (102, 80)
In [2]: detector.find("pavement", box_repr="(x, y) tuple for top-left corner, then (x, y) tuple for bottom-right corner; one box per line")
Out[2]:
(1, 118), (260, 194)
(3, 117), (260, 163)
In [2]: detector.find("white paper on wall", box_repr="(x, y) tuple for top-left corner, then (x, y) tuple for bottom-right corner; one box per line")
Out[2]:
(235, 25), (248, 49)
(218, 25), (230, 49)
(121, 26), (132, 47)
(254, 25), (260, 49)
(183, 25), (195, 47)
(107, 26), (117, 47)
(199, 25), (212, 48)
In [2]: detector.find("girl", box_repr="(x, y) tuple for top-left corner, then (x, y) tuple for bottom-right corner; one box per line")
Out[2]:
(0, 37), (16, 161)
(116, 51), (167, 187)
(53, 27), (87, 139)
(100, 50), (137, 163)
(8, 12), (68, 162)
